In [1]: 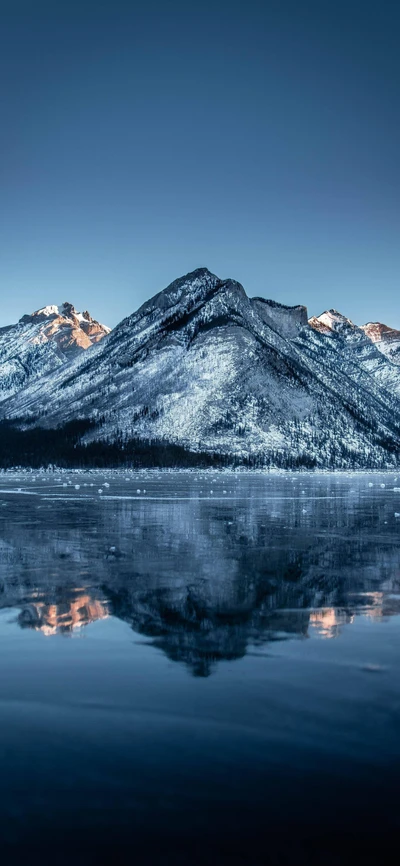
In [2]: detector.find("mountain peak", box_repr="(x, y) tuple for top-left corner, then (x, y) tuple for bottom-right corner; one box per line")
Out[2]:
(309, 309), (358, 334)
(161, 266), (220, 296)
(15, 300), (110, 359)
(182, 266), (217, 280)
(361, 321), (400, 341)
(361, 321), (400, 365)
(24, 301), (89, 323)
(125, 268), (223, 327)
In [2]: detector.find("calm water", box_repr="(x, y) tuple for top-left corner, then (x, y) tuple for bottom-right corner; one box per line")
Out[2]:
(0, 470), (399, 865)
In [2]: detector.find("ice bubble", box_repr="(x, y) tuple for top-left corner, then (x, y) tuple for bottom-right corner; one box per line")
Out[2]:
(74, 485), (80, 490)
(98, 489), (103, 494)
(361, 663), (387, 673)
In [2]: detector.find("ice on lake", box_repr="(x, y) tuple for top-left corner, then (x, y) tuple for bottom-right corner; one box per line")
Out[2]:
(0, 470), (399, 865)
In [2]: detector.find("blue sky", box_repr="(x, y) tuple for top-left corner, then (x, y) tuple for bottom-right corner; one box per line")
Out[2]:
(1, 0), (399, 329)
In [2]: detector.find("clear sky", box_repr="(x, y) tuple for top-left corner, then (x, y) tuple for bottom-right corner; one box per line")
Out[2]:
(1, 0), (399, 329)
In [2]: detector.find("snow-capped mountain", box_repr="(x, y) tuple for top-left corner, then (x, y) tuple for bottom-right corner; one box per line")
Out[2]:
(361, 322), (400, 365)
(310, 311), (400, 366)
(0, 302), (109, 403)
(1, 267), (399, 468)
(307, 309), (400, 398)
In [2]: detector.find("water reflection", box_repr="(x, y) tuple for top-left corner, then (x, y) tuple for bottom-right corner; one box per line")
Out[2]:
(18, 589), (109, 635)
(309, 607), (354, 638)
(0, 473), (399, 674)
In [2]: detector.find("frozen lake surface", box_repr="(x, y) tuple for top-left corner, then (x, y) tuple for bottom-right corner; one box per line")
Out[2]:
(0, 470), (399, 864)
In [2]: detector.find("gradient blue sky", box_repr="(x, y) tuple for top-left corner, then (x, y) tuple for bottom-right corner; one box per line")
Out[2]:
(1, 0), (399, 329)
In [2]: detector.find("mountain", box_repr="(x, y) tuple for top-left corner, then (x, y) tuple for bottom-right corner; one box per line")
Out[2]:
(0, 302), (109, 403)
(310, 312), (400, 366)
(0, 268), (399, 468)
(1, 268), (400, 468)
(361, 322), (400, 365)
(308, 309), (400, 398)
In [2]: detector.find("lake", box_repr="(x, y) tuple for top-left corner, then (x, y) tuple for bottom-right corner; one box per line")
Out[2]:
(0, 470), (399, 865)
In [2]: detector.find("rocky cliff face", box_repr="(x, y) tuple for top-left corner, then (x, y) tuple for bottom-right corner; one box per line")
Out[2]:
(0, 302), (109, 403)
(253, 298), (308, 339)
(1, 268), (399, 468)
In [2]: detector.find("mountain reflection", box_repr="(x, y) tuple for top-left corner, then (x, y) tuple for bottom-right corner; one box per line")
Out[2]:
(18, 589), (108, 635)
(0, 474), (399, 674)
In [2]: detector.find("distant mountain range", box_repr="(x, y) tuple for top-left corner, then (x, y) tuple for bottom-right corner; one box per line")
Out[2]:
(1, 268), (400, 468)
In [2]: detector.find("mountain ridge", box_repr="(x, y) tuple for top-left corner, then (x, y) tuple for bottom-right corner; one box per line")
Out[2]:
(0, 268), (399, 468)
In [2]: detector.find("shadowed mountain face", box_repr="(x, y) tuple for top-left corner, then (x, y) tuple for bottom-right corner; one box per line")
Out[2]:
(1, 268), (400, 469)
(0, 472), (399, 676)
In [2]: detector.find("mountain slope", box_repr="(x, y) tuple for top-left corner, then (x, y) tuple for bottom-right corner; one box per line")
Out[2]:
(2, 268), (400, 468)
(0, 302), (109, 403)
(308, 310), (400, 398)
(361, 322), (400, 365)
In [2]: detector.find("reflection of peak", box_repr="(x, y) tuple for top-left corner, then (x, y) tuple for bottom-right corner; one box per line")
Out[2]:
(18, 591), (108, 636)
(309, 608), (354, 638)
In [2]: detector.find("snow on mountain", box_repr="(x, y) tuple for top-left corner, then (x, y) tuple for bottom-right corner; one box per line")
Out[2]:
(0, 302), (110, 403)
(308, 309), (400, 397)
(309, 309), (359, 336)
(2, 268), (400, 468)
(361, 322), (400, 365)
